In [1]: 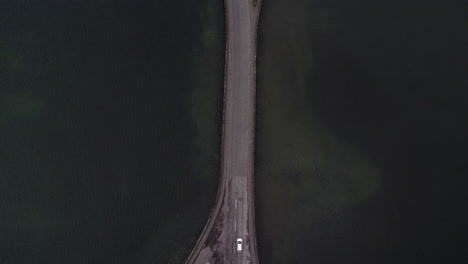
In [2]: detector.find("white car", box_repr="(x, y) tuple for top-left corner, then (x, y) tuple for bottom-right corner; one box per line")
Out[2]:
(236, 238), (243, 252)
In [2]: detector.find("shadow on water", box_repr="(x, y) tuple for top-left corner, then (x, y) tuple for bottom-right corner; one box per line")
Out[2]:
(256, 0), (468, 263)
(0, 0), (224, 263)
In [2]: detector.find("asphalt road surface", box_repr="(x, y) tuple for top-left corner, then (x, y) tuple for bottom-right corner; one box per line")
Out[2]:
(185, 0), (261, 264)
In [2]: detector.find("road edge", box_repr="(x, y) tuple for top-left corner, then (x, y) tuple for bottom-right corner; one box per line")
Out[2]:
(184, 0), (230, 262)
(248, 2), (263, 264)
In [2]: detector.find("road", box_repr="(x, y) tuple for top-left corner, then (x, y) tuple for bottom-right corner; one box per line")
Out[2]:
(185, 0), (262, 263)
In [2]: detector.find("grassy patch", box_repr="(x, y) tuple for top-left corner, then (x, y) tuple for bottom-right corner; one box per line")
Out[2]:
(253, 0), (257, 8)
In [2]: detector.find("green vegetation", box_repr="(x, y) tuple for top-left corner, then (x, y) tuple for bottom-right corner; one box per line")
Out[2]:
(253, 0), (257, 7)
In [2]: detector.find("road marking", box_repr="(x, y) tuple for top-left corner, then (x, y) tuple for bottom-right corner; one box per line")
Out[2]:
(235, 199), (237, 209)
(234, 220), (237, 231)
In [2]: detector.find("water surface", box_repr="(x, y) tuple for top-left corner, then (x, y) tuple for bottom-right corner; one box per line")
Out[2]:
(255, 0), (468, 263)
(0, 0), (225, 263)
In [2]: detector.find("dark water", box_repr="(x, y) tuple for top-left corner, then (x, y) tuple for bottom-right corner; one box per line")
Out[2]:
(0, 1), (224, 263)
(256, 0), (468, 263)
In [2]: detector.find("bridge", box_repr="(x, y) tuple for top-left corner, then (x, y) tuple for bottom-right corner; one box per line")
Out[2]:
(185, 0), (262, 263)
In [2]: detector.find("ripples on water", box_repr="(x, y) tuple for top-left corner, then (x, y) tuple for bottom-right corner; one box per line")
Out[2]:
(256, 0), (468, 263)
(0, 0), (224, 263)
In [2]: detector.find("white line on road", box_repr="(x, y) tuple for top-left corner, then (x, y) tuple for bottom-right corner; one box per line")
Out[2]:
(235, 199), (237, 209)
(234, 220), (237, 231)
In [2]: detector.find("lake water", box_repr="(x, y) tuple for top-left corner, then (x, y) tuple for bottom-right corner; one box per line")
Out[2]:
(0, 0), (225, 263)
(4, 0), (468, 263)
(255, 0), (468, 263)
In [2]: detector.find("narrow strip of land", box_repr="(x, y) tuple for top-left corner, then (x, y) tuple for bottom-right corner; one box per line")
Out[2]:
(185, 0), (262, 263)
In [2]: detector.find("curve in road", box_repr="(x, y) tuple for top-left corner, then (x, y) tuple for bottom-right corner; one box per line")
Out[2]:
(185, 0), (262, 263)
